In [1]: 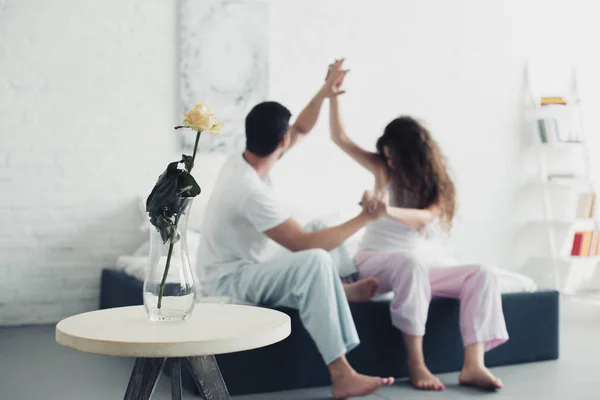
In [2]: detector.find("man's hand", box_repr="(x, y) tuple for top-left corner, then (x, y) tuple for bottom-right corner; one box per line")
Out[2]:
(322, 59), (348, 98)
(360, 190), (389, 220)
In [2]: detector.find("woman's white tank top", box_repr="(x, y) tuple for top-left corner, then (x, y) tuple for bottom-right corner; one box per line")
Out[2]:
(357, 184), (424, 252)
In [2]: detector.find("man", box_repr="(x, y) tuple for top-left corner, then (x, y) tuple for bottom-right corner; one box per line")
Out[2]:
(197, 60), (393, 398)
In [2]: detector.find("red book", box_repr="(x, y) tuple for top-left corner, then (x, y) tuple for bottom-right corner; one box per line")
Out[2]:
(571, 232), (584, 256)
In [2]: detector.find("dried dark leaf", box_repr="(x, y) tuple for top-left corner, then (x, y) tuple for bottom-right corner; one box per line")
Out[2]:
(181, 154), (194, 172)
(146, 161), (201, 244)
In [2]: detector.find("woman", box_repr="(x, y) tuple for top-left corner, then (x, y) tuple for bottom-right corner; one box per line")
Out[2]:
(327, 60), (508, 391)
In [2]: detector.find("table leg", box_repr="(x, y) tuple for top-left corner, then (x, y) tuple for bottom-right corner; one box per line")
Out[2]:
(169, 358), (183, 400)
(123, 357), (166, 400)
(185, 355), (231, 400)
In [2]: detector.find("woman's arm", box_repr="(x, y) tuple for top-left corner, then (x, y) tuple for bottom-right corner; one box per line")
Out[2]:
(386, 205), (440, 229)
(287, 59), (349, 151)
(329, 96), (387, 180)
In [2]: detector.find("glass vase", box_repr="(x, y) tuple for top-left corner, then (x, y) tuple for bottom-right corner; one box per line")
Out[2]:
(143, 198), (196, 322)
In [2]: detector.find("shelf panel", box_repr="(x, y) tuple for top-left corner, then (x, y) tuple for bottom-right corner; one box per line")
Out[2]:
(542, 177), (591, 187)
(529, 255), (600, 263)
(535, 219), (598, 228)
(562, 256), (600, 262)
(527, 104), (582, 119)
(536, 141), (586, 150)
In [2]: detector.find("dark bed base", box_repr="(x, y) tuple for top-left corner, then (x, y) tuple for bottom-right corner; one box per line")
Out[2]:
(100, 269), (559, 396)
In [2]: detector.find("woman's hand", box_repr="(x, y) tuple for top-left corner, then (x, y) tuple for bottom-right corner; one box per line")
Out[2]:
(360, 190), (389, 220)
(321, 59), (348, 98)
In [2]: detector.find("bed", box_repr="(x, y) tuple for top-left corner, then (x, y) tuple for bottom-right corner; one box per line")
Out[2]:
(100, 268), (559, 396)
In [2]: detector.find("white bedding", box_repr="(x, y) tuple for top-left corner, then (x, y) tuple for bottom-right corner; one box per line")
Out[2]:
(120, 210), (536, 304)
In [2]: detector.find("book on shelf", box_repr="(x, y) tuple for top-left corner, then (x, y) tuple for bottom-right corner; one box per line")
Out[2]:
(537, 119), (548, 143)
(581, 232), (592, 256)
(591, 231), (599, 257)
(537, 118), (560, 143)
(536, 118), (574, 143)
(571, 232), (584, 256)
(570, 230), (600, 257)
(576, 193), (596, 219)
(547, 173), (577, 180)
(541, 97), (567, 105)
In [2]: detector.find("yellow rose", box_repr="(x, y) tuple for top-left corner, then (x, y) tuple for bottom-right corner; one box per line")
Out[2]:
(181, 102), (223, 135)
(208, 121), (224, 136)
(183, 103), (215, 132)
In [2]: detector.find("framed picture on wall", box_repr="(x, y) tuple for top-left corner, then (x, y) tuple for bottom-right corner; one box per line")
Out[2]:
(179, 0), (269, 154)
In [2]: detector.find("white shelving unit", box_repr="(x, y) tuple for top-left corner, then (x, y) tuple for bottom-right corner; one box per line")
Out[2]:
(526, 63), (599, 292)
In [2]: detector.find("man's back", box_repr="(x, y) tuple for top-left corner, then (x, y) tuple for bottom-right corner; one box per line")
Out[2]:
(197, 154), (290, 282)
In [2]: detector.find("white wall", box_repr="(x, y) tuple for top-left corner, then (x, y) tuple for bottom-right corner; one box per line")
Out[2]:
(2, 0), (600, 324)
(0, 0), (179, 324)
(195, 0), (600, 266)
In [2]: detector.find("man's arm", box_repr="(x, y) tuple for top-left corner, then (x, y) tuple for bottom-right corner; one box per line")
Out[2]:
(287, 90), (327, 150)
(287, 59), (348, 150)
(264, 190), (387, 252)
(264, 213), (371, 252)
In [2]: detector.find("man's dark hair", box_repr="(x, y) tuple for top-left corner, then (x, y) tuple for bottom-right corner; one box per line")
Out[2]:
(245, 101), (292, 157)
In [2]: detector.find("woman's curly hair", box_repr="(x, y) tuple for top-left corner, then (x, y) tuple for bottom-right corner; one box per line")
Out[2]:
(376, 116), (456, 229)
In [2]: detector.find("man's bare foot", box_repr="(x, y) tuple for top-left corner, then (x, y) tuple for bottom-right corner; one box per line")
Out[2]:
(344, 278), (380, 302)
(331, 371), (394, 399)
(409, 363), (445, 391)
(459, 365), (503, 390)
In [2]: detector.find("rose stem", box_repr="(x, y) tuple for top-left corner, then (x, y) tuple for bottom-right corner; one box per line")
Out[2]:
(189, 131), (201, 172)
(157, 129), (202, 309)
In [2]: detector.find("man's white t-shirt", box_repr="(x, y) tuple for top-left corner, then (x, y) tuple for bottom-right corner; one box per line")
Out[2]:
(197, 154), (290, 282)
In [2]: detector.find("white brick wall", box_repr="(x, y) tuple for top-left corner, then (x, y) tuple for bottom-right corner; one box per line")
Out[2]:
(0, 0), (178, 325)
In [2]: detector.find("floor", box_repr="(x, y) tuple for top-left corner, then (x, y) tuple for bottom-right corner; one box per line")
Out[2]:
(0, 298), (598, 400)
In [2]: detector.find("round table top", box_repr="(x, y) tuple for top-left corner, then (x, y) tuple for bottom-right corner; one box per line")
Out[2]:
(55, 304), (291, 358)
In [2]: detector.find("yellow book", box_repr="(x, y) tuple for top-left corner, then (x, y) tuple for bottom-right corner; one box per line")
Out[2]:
(541, 97), (567, 105)
(581, 231), (592, 256)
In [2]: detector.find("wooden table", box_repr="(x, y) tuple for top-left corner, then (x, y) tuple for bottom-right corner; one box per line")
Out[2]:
(56, 304), (291, 399)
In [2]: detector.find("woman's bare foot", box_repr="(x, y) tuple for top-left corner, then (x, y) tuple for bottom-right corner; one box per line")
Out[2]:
(459, 365), (503, 390)
(343, 278), (380, 302)
(331, 370), (394, 399)
(409, 363), (445, 391)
